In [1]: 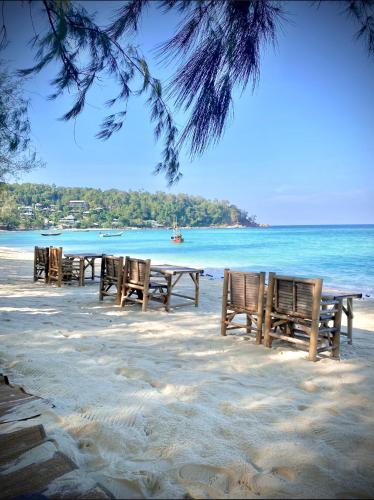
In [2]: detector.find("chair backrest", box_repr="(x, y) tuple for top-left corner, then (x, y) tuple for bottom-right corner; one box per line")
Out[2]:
(124, 257), (151, 287)
(49, 246), (62, 272)
(34, 246), (49, 266)
(272, 274), (323, 320)
(227, 270), (265, 314)
(101, 255), (123, 282)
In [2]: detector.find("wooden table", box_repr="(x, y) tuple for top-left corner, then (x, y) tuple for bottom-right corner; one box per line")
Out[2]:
(150, 264), (203, 312)
(322, 292), (362, 344)
(64, 253), (103, 286)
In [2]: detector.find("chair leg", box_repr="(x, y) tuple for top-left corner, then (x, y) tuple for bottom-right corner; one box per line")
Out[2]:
(308, 323), (318, 361)
(142, 289), (149, 312)
(220, 311), (227, 336)
(256, 310), (264, 345)
(221, 269), (229, 336)
(120, 286), (128, 307)
(264, 312), (273, 347)
(115, 282), (122, 305)
(332, 302), (342, 358)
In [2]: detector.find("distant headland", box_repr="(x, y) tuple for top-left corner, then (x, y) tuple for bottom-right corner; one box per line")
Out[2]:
(0, 183), (267, 230)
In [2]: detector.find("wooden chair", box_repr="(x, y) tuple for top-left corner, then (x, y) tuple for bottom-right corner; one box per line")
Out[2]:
(33, 246), (49, 283)
(264, 273), (342, 361)
(99, 255), (124, 304)
(221, 269), (266, 343)
(120, 256), (168, 312)
(47, 246), (76, 287)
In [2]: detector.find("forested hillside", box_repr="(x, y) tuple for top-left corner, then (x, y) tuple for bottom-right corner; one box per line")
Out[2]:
(0, 183), (258, 229)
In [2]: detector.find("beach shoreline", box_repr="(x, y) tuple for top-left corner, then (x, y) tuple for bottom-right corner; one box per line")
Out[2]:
(0, 247), (374, 498)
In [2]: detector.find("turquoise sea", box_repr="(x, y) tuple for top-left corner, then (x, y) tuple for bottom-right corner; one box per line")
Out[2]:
(1, 225), (373, 295)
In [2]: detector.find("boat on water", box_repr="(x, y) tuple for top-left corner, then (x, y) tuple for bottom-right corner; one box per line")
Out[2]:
(100, 232), (123, 238)
(41, 232), (62, 236)
(170, 224), (184, 244)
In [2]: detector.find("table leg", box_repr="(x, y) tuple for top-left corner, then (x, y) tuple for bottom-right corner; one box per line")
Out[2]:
(166, 275), (172, 312)
(195, 272), (199, 307)
(347, 297), (353, 345)
(91, 258), (95, 280)
(79, 258), (84, 286)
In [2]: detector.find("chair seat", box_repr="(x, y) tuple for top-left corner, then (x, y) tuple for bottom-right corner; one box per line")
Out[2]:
(149, 281), (168, 289)
(121, 257), (169, 311)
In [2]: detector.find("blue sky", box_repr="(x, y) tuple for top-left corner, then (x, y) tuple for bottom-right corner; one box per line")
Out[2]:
(3, 1), (374, 224)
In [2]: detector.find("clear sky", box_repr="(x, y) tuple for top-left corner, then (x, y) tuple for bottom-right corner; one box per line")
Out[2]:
(3, 1), (374, 225)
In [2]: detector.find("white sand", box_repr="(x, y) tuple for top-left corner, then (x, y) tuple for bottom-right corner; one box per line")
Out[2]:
(1, 247), (374, 499)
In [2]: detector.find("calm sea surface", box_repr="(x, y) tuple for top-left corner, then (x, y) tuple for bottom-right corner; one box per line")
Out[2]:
(1, 225), (373, 295)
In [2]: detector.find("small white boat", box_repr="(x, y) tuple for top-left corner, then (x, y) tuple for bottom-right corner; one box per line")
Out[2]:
(100, 232), (123, 238)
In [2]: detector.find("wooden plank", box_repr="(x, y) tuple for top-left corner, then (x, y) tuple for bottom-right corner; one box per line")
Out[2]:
(169, 292), (195, 301)
(50, 485), (112, 499)
(268, 332), (310, 346)
(0, 385), (40, 421)
(0, 425), (46, 465)
(0, 452), (77, 499)
(221, 269), (229, 336)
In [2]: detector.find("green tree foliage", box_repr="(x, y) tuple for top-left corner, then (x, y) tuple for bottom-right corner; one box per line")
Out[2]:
(0, 189), (19, 228)
(0, 65), (44, 182)
(4, 182), (258, 229)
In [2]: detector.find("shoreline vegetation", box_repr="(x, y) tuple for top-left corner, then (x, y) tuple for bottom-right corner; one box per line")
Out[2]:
(0, 224), (269, 232)
(0, 182), (263, 230)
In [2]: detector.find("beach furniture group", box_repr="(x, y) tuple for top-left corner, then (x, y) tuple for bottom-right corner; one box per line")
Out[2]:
(221, 269), (361, 361)
(33, 246), (202, 312)
(33, 246), (361, 361)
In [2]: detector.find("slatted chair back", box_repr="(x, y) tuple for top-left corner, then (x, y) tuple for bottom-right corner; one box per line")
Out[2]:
(99, 255), (124, 304)
(33, 246), (49, 283)
(121, 256), (167, 312)
(127, 258), (150, 287)
(229, 271), (262, 314)
(274, 276), (321, 320)
(221, 269), (266, 343)
(264, 273), (342, 361)
(48, 246), (73, 287)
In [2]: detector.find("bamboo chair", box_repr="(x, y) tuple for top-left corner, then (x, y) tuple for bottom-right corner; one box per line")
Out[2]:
(47, 246), (76, 287)
(120, 256), (168, 312)
(264, 273), (342, 361)
(99, 255), (124, 304)
(221, 269), (266, 343)
(33, 246), (49, 283)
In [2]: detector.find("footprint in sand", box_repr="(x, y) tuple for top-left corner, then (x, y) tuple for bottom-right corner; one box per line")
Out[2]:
(300, 381), (333, 393)
(249, 466), (297, 496)
(219, 376), (235, 382)
(178, 463), (232, 496)
(297, 404), (308, 411)
(115, 366), (149, 380)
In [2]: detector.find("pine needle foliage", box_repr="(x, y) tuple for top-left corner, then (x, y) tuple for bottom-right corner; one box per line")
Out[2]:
(0, 65), (44, 182)
(18, 0), (180, 184)
(1, 0), (373, 184)
(344, 0), (374, 54)
(111, 0), (284, 157)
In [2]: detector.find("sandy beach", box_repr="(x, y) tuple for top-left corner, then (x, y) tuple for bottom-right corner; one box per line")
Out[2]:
(1, 247), (374, 498)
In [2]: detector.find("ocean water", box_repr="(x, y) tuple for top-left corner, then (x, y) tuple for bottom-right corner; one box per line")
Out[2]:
(1, 225), (373, 295)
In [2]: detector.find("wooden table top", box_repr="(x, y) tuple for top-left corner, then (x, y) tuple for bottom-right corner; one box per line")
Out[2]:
(64, 253), (103, 259)
(322, 292), (362, 300)
(151, 264), (204, 275)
